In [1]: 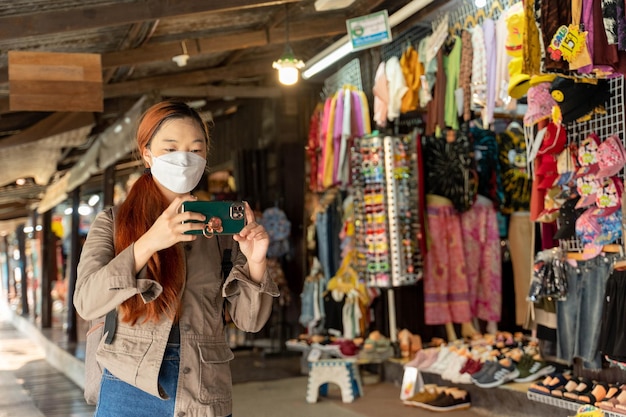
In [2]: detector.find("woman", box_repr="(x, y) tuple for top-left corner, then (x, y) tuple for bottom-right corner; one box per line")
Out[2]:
(74, 100), (279, 417)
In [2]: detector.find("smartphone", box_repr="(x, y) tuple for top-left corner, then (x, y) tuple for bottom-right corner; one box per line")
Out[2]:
(181, 200), (246, 236)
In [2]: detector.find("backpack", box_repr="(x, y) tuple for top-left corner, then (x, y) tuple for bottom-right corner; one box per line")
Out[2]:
(83, 207), (234, 405)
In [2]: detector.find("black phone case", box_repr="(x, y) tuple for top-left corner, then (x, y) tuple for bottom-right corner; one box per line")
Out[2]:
(181, 200), (246, 235)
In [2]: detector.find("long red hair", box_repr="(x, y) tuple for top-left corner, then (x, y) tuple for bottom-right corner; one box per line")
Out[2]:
(115, 101), (209, 325)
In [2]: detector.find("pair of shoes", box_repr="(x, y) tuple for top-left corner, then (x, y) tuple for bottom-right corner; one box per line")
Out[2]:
(597, 385), (626, 412)
(459, 358), (482, 376)
(563, 377), (594, 402)
(403, 385), (440, 407)
(420, 389), (471, 412)
(579, 382), (609, 404)
(513, 354), (556, 383)
(553, 377), (586, 398)
(471, 358), (519, 388)
(398, 329), (422, 359)
(405, 347), (439, 370)
(528, 373), (570, 396)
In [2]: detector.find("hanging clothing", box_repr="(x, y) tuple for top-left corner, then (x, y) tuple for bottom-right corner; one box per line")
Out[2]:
(557, 254), (616, 369)
(494, 7), (513, 108)
(419, 36), (436, 108)
(386, 56), (409, 122)
(522, 0), (542, 75)
(540, 0), (571, 71)
(459, 30), (474, 122)
(470, 25), (487, 108)
(400, 45), (422, 113)
(508, 212), (533, 328)
(426, 47), (446, 135)
(307, 103), (323, 192)
(460, 195), (502, 323)
(423, 195), (472, 325)
(482, 18), (497, 127)
(444, 35), (461, 130)
(373, 62), (389, 128)
(321, 95), (337, 188)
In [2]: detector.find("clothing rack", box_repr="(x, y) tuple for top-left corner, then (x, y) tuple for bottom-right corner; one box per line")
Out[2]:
(380, 23), (432, 62)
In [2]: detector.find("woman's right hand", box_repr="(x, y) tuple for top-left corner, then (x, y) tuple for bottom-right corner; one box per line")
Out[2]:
(133, 196), (206, 271)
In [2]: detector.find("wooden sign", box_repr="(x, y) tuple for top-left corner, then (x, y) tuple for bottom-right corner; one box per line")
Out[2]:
(8, 51), (103, 112)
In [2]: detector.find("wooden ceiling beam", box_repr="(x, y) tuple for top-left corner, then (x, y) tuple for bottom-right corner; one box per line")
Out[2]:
(160, 85), (282, 99)
(0, 0), (303, 41)
(102, 17), (346, 68)
(103, 59), (275, 99)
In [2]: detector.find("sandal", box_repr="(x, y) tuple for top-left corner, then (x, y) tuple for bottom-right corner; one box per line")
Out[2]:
(595, 384), (622, 407)
(529, 373), (570, 396)
(603, 388), (626, 412)
(552, 377), (581, 398)
(578, 382), (608, 404)
(563, 377), (593, 401)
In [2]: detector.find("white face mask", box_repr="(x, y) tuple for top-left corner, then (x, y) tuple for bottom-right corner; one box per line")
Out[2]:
(149, 151), (206, 194)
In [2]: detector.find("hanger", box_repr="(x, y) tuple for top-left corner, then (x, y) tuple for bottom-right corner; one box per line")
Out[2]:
(463, 14), (477, 30)
(475, 8), (486, 23)
(449, 21), (462, 36)
(488, 0), (503, 19)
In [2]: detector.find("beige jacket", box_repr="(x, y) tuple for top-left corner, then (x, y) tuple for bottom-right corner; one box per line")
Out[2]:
(74, 207), (279, 417)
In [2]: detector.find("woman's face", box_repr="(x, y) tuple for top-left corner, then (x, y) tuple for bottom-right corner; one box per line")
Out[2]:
(142, 117), (208, 165)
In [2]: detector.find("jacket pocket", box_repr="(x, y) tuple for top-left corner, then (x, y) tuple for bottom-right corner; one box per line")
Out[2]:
(197, 342), (234, 404)
(97, 334), (153, 387)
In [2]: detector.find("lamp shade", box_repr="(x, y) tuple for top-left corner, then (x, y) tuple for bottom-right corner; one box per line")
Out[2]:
(272, 50), (304, 86)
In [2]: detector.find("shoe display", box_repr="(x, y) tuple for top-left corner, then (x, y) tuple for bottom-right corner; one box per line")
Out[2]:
(472, 358), (519, 388)
(420, 389), (471, 412)
(513, 354), (556, 383)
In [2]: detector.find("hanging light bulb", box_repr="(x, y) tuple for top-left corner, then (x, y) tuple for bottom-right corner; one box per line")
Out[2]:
(272, 5), (304, 86)
(273, 46), (304, 85)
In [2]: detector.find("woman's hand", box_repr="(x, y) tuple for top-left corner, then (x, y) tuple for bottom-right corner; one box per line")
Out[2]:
(233, 202), (268, 281)
(133, 195), (205, 271)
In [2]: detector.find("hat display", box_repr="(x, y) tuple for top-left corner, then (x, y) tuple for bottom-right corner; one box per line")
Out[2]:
(575, 176), (601, 209)
(596, 135), (626, 179)
(507, 58), (530, 99)
(554, 146), (577, 187)
(536, 186), (562, 223)
(535, 153), (559, 190)
(538, 122), (567, 155)
(575, 133), (600, 178)
(594, 176), (623, 216)
(554, 195), (585, 240)
(529, 73), (558, 87)
(550, 77), (610, 124)
(524, 82), (557, 126)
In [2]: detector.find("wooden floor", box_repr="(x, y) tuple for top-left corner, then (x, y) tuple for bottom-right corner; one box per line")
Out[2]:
(14, 359), (95, 417)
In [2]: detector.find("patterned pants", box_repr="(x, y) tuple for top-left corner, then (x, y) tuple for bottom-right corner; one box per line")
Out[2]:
(423, 196), (471, 325)
(460, 196), (502, 322)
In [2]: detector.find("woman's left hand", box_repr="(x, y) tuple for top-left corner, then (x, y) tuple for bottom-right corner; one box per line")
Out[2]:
(233, 201), (269, 265)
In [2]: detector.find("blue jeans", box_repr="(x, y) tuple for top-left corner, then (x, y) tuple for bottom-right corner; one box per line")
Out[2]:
(95, 343), (180, 417)
(557, 254), (615, 369)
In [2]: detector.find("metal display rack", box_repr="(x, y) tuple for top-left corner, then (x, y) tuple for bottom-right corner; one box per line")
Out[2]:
(351, 134), (422, 288)
(322, 58), (363, 97)
(560, 75), (626, 253)
(527, 391), (626, 417)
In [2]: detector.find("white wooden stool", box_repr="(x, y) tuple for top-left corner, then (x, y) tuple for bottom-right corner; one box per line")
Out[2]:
(306, 358), (363, 403)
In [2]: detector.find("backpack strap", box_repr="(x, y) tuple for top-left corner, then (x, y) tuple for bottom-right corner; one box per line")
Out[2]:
(103, 205), (119, 345)
(217, 235), (234, 324)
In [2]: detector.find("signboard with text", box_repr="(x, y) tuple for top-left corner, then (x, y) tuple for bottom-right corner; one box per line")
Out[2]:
(347, 10), (392, 51)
